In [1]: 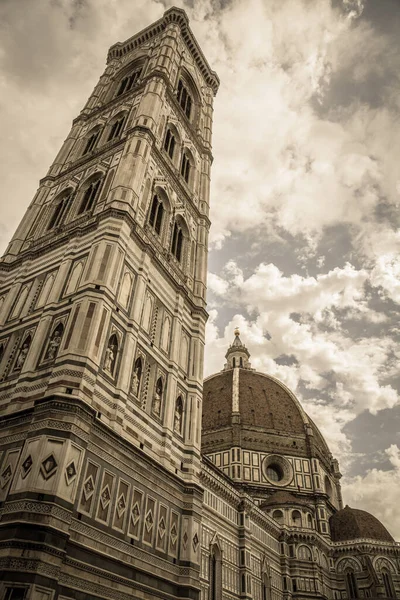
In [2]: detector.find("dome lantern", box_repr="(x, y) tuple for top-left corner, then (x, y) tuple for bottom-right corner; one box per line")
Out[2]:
(224, 328), (252, 370)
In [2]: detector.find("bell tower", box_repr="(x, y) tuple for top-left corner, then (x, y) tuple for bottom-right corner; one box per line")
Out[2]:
(0, 8), (218, 599)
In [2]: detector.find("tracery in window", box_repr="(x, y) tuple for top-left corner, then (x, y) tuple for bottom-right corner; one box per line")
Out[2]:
(177, 79), (192, 119)
(164, 128), (176, 159)
(78, 177), (102, 215)
(180, 151), (191, 183)
(171, 221), (184, 262)
(83, 129), (101, 155)
(148, 194), (164, 235)
(116, 68), (142, 96)
(107, 115), (126, 142)
(47, 189), (74, 230)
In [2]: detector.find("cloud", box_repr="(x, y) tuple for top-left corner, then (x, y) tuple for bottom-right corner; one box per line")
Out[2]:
(342, 444), (400, 539)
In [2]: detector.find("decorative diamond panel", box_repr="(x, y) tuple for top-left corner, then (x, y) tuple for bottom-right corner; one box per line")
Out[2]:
(131, 501), (141, 525)
(193, 532), (199, 552)
(65, 460), (77, 486)
(182, 531), (188, 548)
(21, 455), (33, 479)
(145, 509), (154, 532)
(0, 465), (12, 488)
(40, 454), (58, 480)
(158, 516), (166, 539)
(170, 522), (178, 545)
(100, 485), (111, 509)
(83, 475), (95, 501)
(116, 493), (126, 519)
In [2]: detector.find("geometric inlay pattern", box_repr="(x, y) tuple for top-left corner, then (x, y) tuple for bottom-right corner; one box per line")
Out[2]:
(100, 485), (111, 510)
(116, 493), (126, 519)
(40, 453), (58, 480)
(145, 509), (154, 532)
(192, 532), (199, 552)
(182, 530), (188, 548)
(83, 475), (95, 501)
(170, 522), (178, 546)
(131, 502), (141, 526)
(0, 465), (12, 488)
(21, 455), (33, 479)
(65, 460), (77, 486)
(158, 516), (166, 539)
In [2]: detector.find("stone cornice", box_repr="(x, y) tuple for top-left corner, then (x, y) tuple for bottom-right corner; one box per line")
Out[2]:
(107, 7), (219, 95)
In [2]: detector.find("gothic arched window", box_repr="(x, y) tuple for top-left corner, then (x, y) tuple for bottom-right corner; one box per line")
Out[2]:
(382, 570), (396, 599)
(164, 128), (176, 159)
(107, 115), (126, 142)
(262, 573), (271, 600)
(116, 68), (142, 97)
(148, 195), (164, 235)
(180, 151), (191, 184)
(171, 221), (184, 262)
(209, 543), (222, 600)
(298, 545), (312, 561)
(345, 571), (359, 599)
(47, 189), (74, 230)
(78, 177), (102, 214)
(177, 79), (192, 119)
(83, 128), (101, 155)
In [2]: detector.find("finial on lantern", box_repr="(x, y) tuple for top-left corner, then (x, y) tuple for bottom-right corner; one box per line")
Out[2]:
(234, 327), (240, 337)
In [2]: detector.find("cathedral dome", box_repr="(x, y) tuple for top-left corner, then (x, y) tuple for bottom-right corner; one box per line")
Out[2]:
(202, 331), (332, 469)
(329, 505), (394, 543)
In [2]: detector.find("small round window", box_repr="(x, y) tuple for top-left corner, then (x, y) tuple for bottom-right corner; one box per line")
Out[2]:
(266, 464), (283, 482)
(262, 455), (293, 486)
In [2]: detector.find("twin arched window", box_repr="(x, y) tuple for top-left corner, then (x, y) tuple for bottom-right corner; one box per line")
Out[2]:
(164, 129), (175, 159)
(83, 129), (101, 155)
(116, 68), (142, 97)
(345, 571), (359, 599)
(47, 189), (74, 230)
(107, 115), (126, 142)
(78, 178), (102, 215)
(149, 195), (164, 235)
(177, 80), (192, 119)
(171, 221), (184, 262)
(180, 151), (191, 184)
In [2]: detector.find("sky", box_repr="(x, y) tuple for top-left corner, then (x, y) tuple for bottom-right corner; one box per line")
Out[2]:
(1, 0), (400, 537)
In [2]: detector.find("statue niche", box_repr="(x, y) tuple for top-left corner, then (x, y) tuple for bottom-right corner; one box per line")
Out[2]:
(44, 323), (64, 361)
(13, 335), (32, 372)
(131, 356), (142, 397)
(104, 333), (119, 377)
(174, 396), (183, 434)
(152, 377), (163, 416)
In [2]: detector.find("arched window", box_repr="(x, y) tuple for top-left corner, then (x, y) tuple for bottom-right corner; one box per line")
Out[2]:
(209, 543), (222, 600)
(171, 221), (184, 262)
(78, 177), (102, 214)
(298, 545), (312, 561)
(116, 68), (142, 96)
(307, 513), (313, 528)
(107, 115), (126, 142)
(325, 475), (333, 499)
(262, 573), (271, 600)
(164, 128), (176, 159)
(180, 151), (191, 183)
(292, 510), (302, 526)
(345, 571), (359, 599)
(65, 261), (84, 296)
(131, 356), (142, 397)
(103, 333), (119, 377)
(174, 396), (183, 434)
(148, 195), (164, 235)
(44, 323), (64, 361)
(119, 271), (133, 309)
(382, 570), (396, 598)
(83, 129), (101, 155)
(272, 509), (284, 524)
(177, 79), (192, 119)
(47, 189), (74, 230)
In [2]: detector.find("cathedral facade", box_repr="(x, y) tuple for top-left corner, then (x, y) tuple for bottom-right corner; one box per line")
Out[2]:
(0, 7), (398, 600)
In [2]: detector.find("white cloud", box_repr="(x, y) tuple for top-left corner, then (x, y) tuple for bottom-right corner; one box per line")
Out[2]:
(343, 444), (400, 540)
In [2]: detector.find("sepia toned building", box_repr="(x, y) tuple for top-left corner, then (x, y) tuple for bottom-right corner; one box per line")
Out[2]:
(0, 7), (398, 600)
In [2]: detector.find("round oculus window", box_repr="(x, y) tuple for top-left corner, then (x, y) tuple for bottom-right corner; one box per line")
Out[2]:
(262, 455), (293, 486)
